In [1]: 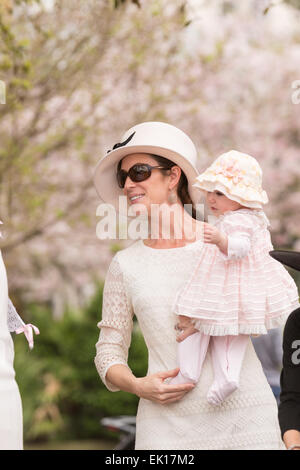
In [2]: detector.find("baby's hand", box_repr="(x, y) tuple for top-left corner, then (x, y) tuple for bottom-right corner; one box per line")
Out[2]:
(203, 223), (228, 254)
(203, 223), (222, 245)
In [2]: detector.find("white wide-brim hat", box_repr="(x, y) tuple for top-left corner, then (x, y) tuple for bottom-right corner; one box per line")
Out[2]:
(93, 121), (201, 214)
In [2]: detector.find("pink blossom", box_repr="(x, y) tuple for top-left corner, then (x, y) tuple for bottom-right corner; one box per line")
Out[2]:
(215, 165), (244, 184)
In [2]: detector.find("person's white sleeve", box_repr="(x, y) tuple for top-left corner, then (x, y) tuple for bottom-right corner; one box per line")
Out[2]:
(218, 212), (255, 261)
(94, 254), (134, 392)
(226, 232), (252, 260)
(7, 298), (26, 332)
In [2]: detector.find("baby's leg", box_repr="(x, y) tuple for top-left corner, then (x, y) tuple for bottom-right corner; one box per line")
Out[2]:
(170, 332), (210, 385)
(206, 335), (249, 406)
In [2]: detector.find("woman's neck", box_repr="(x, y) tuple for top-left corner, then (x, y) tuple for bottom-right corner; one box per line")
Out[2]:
(144, 205), (203, 248)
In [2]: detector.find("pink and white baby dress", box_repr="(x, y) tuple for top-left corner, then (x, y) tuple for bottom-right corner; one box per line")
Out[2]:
(170, 150), (299, 405)
(173, 207), (299, 336)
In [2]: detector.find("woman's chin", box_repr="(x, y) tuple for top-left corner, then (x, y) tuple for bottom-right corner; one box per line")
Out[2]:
(128, 202), (149, 217)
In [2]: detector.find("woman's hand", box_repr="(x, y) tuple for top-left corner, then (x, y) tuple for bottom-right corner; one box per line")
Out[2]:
(134, 368), (195, 405)
(175, 315), (198, 342)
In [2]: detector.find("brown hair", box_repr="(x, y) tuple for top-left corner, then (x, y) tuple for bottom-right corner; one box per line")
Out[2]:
(117, 154), (198, 219)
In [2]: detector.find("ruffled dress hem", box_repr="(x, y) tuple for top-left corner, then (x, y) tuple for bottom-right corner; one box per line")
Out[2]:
(178, 302), (299, 336)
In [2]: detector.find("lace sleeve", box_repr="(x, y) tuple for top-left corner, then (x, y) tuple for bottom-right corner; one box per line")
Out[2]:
(7, 298), (40, 349)
(7, 298), (25, 332)
(94, 253), (134, 392)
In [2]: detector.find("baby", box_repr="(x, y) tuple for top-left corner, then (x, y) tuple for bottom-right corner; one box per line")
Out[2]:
(170, 150), (299, 405)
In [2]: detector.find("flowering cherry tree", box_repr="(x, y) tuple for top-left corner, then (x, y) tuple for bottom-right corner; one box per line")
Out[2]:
(0, 0), (299, 313)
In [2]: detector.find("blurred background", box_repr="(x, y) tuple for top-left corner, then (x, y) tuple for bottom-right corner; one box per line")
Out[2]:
(0, 0), (299, 449)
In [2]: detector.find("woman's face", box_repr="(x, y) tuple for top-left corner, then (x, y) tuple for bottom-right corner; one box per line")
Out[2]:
(120, 153), (180, 215)
(206, 190), (243, 216)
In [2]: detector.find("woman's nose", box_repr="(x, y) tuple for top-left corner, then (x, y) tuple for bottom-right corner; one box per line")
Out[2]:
(123, 176), (136, 192)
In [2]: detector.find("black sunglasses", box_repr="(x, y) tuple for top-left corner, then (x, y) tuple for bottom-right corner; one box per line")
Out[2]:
(117, 163), (170, 189)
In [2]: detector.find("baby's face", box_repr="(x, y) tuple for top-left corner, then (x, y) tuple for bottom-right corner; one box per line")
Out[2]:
(206, 190), (243, 216)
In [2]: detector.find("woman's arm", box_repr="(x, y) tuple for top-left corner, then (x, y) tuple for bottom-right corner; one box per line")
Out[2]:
(105, 363), (194, 405)
(94, 254), (135, 392)
(104, 364), (138, 394)
(95, 254), (194, 403)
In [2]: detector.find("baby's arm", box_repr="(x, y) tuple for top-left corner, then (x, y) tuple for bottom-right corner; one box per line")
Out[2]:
(203, 216), (253, 260)
(203, 223), (228, 255)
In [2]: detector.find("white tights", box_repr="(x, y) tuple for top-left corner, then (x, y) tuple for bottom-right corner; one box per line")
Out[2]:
(170, 332), (249, 406)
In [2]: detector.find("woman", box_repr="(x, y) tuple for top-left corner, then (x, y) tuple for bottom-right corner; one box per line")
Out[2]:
(0, 250), (23, 449)
(94, 121), (284, 450)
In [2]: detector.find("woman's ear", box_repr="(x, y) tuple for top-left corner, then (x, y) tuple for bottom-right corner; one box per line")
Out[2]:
(169, 166), (181, 190)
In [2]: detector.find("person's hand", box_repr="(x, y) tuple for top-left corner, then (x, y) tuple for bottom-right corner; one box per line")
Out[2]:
(203, 223), (223, 245)
(203, 223), (228, 254)
(283, 429), (300, 450)
(134, 368), (195, 405)
(175, 315), (198, 342)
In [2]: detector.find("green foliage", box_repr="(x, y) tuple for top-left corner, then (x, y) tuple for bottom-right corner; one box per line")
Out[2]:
(13, 283), (148, 443)
(110, 242), (123, 254)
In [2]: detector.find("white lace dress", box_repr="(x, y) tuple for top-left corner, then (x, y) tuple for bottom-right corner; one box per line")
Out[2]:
(95, 239), (285, 450)
(0, 250), (23, 450)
